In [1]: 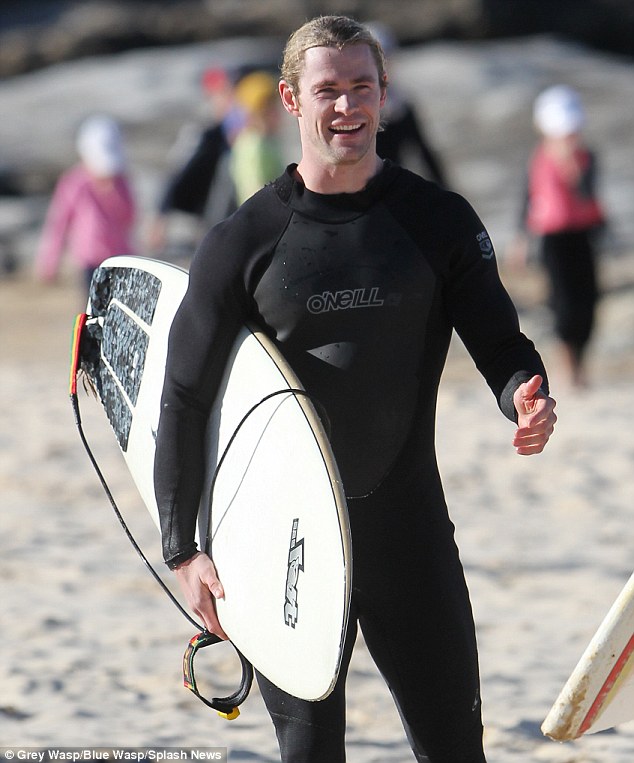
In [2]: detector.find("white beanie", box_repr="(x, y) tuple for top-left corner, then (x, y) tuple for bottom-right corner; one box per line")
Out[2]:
(533, 85), (585, 138)
(76, 115), (126, 177)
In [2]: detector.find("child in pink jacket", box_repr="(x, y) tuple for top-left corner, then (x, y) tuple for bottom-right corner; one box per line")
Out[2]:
(36, 115), (136, 289)
(510, 86), (605, 387)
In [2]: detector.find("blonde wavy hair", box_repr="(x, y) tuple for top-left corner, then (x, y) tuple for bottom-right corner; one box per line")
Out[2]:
(280, 15), (387, 96)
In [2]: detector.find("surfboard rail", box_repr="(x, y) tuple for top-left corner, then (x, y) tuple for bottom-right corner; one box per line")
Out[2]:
(542, 571), (634, 741)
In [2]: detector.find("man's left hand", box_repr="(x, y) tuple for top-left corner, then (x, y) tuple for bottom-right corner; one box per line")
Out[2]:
(512, 374), (557, 455)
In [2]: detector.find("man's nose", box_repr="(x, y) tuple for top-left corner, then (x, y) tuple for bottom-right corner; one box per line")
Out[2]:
(335, 92), (356, 113)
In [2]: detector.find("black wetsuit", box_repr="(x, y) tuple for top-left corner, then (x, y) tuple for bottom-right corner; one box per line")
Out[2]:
(155, 161), (548, 762)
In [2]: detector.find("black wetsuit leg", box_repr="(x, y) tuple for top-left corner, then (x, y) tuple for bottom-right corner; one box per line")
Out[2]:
(349, 494), (486, 762)
(256, 617), (357, 763)
(257, 460), (487, 763)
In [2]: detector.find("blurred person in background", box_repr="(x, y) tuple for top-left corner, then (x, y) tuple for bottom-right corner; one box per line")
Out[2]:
(147, 66), (245, 255)
(369, 21), (449, 187)
(229, 70), (286, 204)
(35, 114), (136, 291)
(509, 85), (606, 387)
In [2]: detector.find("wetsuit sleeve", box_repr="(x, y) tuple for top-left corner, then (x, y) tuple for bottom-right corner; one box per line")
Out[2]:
(442, 194), (548, 420)
(153, 226), (249, 566)
(153, 187), (290, 567)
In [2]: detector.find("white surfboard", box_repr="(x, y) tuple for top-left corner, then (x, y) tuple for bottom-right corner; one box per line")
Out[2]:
(81, 255), (352, 701)
(542, 571), (634, 741)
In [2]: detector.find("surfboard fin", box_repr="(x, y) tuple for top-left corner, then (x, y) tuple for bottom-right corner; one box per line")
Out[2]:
(183, 630), (254, 719)
(69, 312), (102, 403)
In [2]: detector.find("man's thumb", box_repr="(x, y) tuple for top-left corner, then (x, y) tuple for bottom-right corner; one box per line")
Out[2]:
(516, 374), (543, 410)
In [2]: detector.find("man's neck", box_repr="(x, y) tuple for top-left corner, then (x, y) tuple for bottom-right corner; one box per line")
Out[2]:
(294, 154), (383, 195)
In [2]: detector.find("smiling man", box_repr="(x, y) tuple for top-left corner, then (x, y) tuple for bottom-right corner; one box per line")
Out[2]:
(279, 39), (386, 185)
(154, 15), (556, 763)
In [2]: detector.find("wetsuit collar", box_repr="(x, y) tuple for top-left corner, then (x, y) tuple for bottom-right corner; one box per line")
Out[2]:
(274, 161), (400, 222)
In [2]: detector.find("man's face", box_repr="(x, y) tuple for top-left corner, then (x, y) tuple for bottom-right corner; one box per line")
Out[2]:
(281, 43), (386, 171)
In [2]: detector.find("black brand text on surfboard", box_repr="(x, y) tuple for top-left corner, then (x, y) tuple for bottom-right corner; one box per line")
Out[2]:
(284, 518), (305, 628)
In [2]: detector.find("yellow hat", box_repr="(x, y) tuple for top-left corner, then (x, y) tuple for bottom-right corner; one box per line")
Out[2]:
(234, 71), (278, 114)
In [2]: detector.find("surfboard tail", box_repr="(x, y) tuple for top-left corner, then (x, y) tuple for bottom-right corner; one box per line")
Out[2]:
(542, 573), (634, 741)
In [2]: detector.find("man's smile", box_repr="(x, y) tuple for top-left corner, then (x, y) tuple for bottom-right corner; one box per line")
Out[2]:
(330, 123), (364, 134)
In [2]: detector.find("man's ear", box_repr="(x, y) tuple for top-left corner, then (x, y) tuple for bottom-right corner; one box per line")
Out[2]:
(279, 80), (300, 116)
(380, 74), (388, 109)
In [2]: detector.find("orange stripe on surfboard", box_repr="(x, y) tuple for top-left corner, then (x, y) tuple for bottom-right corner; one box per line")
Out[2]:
(69, 313), (88, 396)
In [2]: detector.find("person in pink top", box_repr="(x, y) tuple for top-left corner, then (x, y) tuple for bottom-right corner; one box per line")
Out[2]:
(36, 115), (136, 290)
(510, 86), (606, 388)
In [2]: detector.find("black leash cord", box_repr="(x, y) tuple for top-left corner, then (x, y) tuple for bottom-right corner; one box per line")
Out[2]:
(70, 387), (254, 718)
(207, 387), (331, 523)
(69, 384), (326, 630)
(69, 315), (329, 718)
(70, 392), (201, 631)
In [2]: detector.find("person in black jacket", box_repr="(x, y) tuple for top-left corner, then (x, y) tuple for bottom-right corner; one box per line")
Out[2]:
(370, 21), (449, 186)
(154, 16), (557, 763)
(147, 66), (244, 254)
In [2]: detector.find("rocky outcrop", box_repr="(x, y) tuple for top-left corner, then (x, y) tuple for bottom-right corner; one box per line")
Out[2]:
(480, 0), (634, 57)
(1, 0), (632, 78)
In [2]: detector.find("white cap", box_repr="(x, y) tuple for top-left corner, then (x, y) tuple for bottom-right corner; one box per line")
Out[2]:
(533, 85), (585, 137)
(76, 115), (126, 177)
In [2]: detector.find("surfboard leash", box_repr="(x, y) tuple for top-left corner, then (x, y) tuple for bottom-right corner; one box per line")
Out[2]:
(69, 313), (253, 720)
(206, 387), (332, 532)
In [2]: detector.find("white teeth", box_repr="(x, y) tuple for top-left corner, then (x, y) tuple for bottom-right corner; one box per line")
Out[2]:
(332, 124), (361, 132)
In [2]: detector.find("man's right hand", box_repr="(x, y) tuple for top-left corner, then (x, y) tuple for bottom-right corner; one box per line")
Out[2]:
(173, 552), (229, 640)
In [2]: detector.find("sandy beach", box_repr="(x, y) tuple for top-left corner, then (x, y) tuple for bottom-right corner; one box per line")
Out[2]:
(2, 252), (633, 761)
(1, 32), (634, 762)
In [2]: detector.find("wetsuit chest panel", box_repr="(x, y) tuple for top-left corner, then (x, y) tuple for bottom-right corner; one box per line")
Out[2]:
(253, 203), (436, 497)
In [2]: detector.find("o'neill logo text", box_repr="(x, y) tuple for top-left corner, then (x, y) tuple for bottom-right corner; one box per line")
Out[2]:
(476, 230), (494, 259)
(307, 287), (384, 314)
(284, 518), (304, 628)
